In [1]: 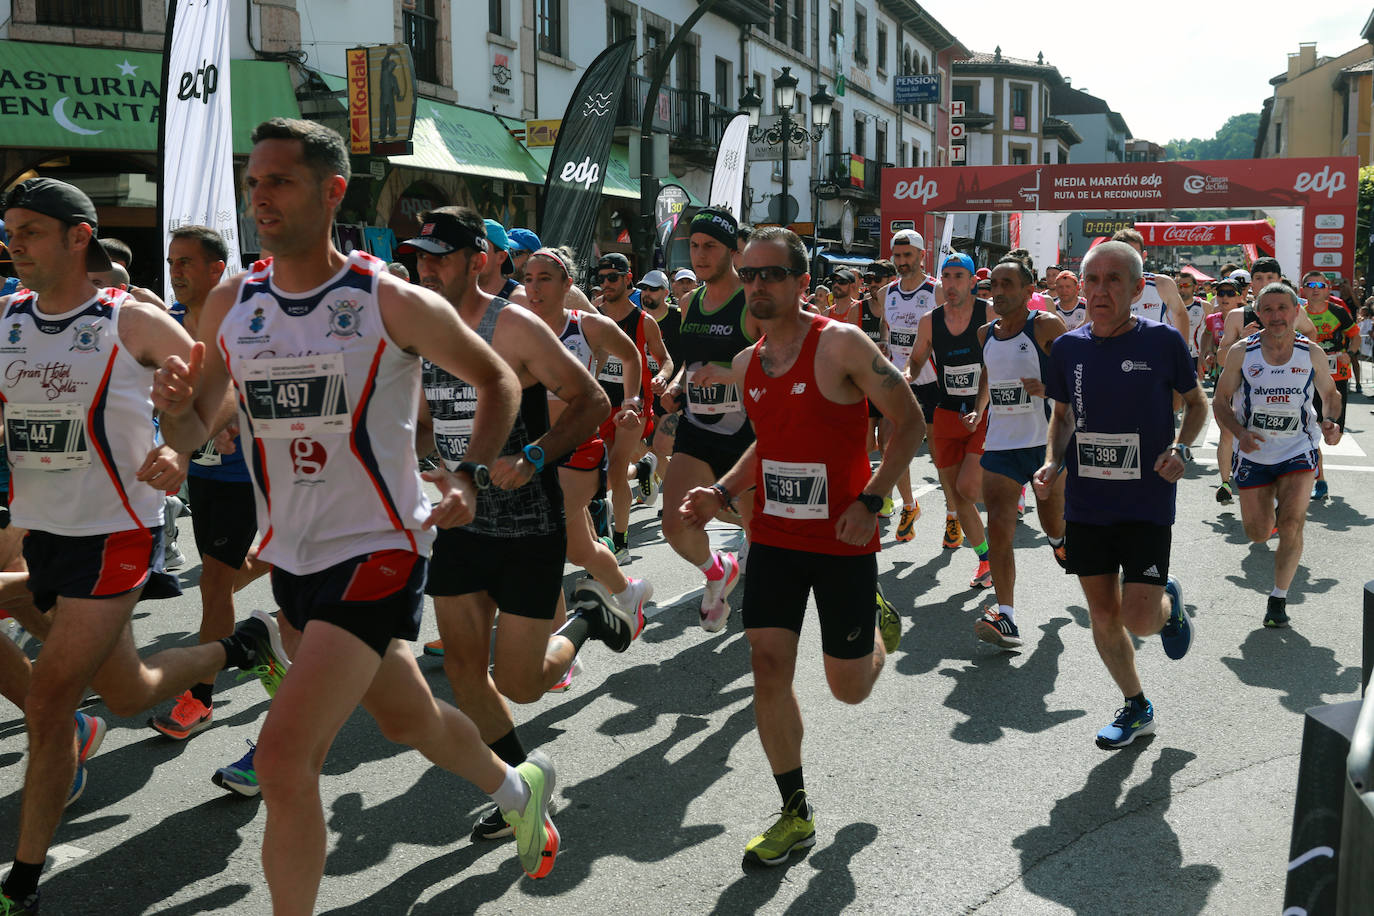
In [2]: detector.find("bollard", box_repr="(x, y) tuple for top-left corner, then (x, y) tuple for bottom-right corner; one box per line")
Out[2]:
(1337, 693), (1374, 914)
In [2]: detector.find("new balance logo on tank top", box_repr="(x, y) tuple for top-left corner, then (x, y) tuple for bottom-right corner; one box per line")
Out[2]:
(219, 250), (435, 575)
(1236, 333), (1320, 463)
(0, 287), (162, 535)
(1130, 274), (1166, 324)
(884, 277), (937, 383)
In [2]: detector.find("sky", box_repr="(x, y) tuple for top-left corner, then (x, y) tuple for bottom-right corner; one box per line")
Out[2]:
(932, 1), (1371, 145)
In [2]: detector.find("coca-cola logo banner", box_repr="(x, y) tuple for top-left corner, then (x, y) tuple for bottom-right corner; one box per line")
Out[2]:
(1134, 220), (1275, 254)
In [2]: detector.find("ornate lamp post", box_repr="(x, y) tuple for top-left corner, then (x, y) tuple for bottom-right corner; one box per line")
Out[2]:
(740, 66), (834, 232)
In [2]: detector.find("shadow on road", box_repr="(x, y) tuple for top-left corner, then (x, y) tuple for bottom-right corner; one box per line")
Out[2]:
(703, 821), (877, 915)
(1011, 747), (1220, 914)
(1220, 627), (1361, 714)
(1223, 542), (1338, 602)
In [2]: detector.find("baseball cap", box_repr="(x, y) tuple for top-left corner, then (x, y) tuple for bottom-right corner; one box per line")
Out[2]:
(1214, 277), (1241, 292)
(831, 268), (858, 284)
(672, 268), (697, 283)
(506, 227), (541, 253)
(975, 267), (991, 281)
(397, 211), (489, 257)
(1229, 269), (1252, 285)
(635, 269), (669, 290)
(596, 252), (631, 274)
(890, 229), (925, 250)
(3, 177), (113, 271)
(941, 253), (975, 275)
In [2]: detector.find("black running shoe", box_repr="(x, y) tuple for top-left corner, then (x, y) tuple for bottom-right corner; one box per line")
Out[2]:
(1264, 596), (1290, 629)
(571, 580), (633, 652)
(472, 805), (514, 841)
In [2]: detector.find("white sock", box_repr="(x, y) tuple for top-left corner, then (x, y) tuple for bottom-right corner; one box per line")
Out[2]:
(946, 512), (957, 520)
(999, 604), (1016, 623)
(1271, 587), (1288, 599)
(490, 763), (530, 814)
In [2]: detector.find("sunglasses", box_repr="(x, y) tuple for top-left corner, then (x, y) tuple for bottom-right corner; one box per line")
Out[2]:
(596, 272), (624, 282)
(739, 266), (804, 283)
(1304, 281), (1329, 289)
(1216, 289), (1239, 296)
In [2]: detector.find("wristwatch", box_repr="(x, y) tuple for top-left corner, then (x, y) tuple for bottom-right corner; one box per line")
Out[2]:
(1169, 444), (1192, 463)
(455, 461), (491, 490)
(522, 443), (545, 472)
(856, 493), (885, 514)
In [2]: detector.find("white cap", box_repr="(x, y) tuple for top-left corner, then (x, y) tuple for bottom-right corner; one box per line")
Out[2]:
(672, 268), (698, 282)
(636, 269), (669, 290)
(890, 229), (925, 250)
(1230, 269), (1252, 285)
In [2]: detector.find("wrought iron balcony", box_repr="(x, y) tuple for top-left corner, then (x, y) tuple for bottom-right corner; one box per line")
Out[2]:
(617, 74), (725, 149)
(826, 152), (884, 198)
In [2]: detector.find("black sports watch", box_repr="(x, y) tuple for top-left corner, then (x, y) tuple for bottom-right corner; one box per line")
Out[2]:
(522, 443), (546, 472)
(856, 493), (884, 514)
(455, 461), (491, 490)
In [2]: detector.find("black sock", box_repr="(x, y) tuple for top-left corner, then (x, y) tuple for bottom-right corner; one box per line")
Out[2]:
(3, 859), (43, 901)
(217, 631), (253, 671)
(487, 729), (527, 767)
(774, 767), (809, 818)
(1126, 692), (1147, 708)
(190, 682), (214, 708)
(613, 530), (628, 552)
(556, 613), (591, 652)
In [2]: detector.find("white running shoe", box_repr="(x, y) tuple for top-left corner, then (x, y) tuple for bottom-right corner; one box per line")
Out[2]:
(635, 454), (660, 507)
(700, 552), (740, 633)
(614, 578), (654, 640)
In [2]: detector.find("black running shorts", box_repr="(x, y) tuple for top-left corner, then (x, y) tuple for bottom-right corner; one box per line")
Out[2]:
(426, 527), (565, 620)
(742, 542), (879, 659)
(1064, 520), (1171, 586)
(187, 476), (258, 569)
(271, 550), (427, 656)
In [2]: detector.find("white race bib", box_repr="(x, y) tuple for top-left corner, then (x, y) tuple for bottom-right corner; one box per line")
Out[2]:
(192, 438), (222, 467)
(1075, 431), (1141, 480)
(598, 355), (625, 383)
(1249, 404), (1300, 435)
(943, 362), (981, 398)
(686, 368), (742, 417)
(761, 459), (829, 519)
(4, 403), (90, 470)
(989, 380), (1032, 415)
(432, 416), (474, 469)
(241, 354), (351, 439)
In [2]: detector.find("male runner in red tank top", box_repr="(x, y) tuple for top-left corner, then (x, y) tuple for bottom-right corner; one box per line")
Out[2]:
(680, 227), (923, 867)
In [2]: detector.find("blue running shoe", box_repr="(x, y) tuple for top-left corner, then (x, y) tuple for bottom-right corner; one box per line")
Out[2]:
(1159, 576), (1193, 660)
(66, 763), (87, 808)
(1096, 699), (1156, 749)
(211, 740), (260, 797)
(1312, 479), (1329, 500)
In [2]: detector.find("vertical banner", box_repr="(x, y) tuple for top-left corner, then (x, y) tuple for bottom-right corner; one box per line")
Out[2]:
(655, 184), (690, 253)
(347, 48), (371, 154)
(936, 214), (956, 268)
(159, 0), (241, 299)
(538, 37), (635, 273)
(708, 114), (750, 220)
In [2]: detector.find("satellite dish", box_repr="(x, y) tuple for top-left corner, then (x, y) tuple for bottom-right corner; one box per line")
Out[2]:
(767, 194), (800, 225)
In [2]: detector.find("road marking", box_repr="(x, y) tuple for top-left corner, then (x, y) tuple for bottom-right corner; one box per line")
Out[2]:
(1197, 417), (1367, 457)
(0, 844), (88, 881)
(1195, 457), (1374, 473)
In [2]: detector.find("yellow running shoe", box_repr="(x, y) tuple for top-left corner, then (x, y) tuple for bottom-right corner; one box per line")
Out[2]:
(744, 790), (816, 866)
(942, 516), (964, 550)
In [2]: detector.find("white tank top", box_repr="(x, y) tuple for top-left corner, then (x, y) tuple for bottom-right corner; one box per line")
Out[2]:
(0, 288), (162, 535)
(1055, 296), (1087, 331)
(1235, 333), (1320, 464)
(1130, 274), (1166, 324)
(552, 310), (596, 402)
(981, 312), (1053, 451)
(1185, 297), (1206, 356)
(218, 251), (435, 575)
(885, 277), (937, 383)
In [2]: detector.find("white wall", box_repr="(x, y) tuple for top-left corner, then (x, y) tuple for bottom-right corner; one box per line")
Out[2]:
(294, 1), (394, 78)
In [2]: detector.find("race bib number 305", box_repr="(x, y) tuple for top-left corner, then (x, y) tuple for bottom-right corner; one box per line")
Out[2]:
(1075, 431), (1141, 480)
(242, 354), (351, 439)
(5, 403), (90, 469)
(432, 416), (474, 469)
(761, 459), (828, 519)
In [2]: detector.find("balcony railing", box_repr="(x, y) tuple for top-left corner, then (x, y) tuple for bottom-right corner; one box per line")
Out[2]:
(826, 152), (883, 196)
(617, 74), (724, 147)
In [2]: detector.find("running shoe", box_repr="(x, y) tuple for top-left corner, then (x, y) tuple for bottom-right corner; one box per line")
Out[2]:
(700, 552), (740, 633)
(1215, 481), (1234, 504)
(635, 454), (659, 507)
(211, 740), (260, 797)
(149, 690), (213, 740)
(163, 542), (187, 572)
(975, 608), (1023, 649)
(548, 654), (585, 693)
(876, 584), (901, 653)
(895, 504), (920, 542)
(571, 579), (634, 652)
(1017, 487), (1027, 517)
(614, 578), (653, 641)
(423, 639), (445, 657)
(503, 750), (559, 879)
(942, 517), (964, 550)
(472, 805), (515, 841)
(613, 544), (631, 565)
(66, 763), (87, 808)
(233, 609), (291, 697)
(878, 496), (896, 519)
(969, 559), (993, 589)
(598, 535), (617, 558)
(1095, 699), (1155, 749)
(1051, 542), (1069, 571)
(589, 498), (611, 540)
(1264, 596), (1290, 629)
(744, 790), (816, 866)
(1312, 479), (1329, 500)
(0, 889), (39, 914)
(1159, 576), (1193, 660)
(75, 712), (106, 763)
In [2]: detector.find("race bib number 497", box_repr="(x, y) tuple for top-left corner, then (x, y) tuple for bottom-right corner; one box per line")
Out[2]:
(242, 354), (351, 439)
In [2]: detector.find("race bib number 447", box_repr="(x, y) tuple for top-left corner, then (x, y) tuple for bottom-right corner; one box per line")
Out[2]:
(242, 354), (351, 439)
(5, 403), (90, 469)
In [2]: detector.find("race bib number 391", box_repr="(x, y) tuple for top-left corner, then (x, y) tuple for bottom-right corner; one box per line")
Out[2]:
(242, 354), (351, 439)
(761, 459), (828, 519)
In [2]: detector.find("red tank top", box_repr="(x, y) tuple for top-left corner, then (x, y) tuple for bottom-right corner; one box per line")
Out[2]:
(744, 314), (879, 555)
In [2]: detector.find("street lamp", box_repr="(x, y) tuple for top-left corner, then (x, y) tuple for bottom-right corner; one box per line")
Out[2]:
(740, 66), (833, 232)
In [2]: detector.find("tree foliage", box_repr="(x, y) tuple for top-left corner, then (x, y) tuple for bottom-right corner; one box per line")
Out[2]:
(1358, 164), (1374, 261)
(1165, 113), (1261, 161)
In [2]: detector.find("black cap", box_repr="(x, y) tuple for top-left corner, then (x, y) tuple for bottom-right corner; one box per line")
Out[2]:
(3, 178), (112, 271)
(596, 252), (631, 273)
(831, 268), (857, 284)
(396, 212), (489, 257)
(689, 207), (739, 247)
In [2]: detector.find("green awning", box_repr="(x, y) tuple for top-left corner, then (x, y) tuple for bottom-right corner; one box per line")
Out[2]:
(391, 99), (545, 184)
(524, 144), (704, 204)
(0, 40), (299, 154)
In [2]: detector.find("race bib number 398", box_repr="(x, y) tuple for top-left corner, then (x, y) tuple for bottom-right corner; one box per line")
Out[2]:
(242, 354), (351, 439)
(1075, 431), (1141, 481)
(761, 459), (828, 519)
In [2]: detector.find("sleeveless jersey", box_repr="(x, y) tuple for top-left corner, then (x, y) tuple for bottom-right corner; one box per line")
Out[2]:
(597, 305), (651, 407)
(1055, 296), (1087, 331)
(744, 314), (878, 555)
(422, 298), (562, 538)
(930, 302), (988, 414)
(677, 284), (753, 437)
(647, 304), (682, 376)
(1235, 333), (1320, 463)
(1185, 296), (1207, 357)
(553, 310), (596, 399)
(885, 277), (937, 383)
(1305, 304), (1358, 382)
(218, 250), (435, 575)
(0, 287), (162, 536)
(499, 276), (521, 300)
(983, 312), (1053, 451)
(860, 296), (884, 347)
(1130, 274), (1166, 323)
(171, 303), (251, 482)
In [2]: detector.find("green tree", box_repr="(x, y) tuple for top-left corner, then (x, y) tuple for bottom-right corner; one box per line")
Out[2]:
(1165, 113), (1261, 161)
(1358, 163), (1374, 261)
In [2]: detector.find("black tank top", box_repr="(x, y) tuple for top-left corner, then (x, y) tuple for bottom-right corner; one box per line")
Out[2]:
(861, 296), (883, 346)
(678, 284), (754, 437)
(931, 300), (989, 414)
(597, 305), (646, 406)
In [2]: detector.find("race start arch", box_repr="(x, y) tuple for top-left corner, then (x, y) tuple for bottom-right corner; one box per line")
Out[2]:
(880, 157), (1358, 278)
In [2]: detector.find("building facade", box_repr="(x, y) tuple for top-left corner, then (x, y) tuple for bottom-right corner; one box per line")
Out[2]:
(1255, 40), (1373, 162)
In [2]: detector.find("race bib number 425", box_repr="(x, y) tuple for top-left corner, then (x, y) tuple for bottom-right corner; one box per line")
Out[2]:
(242, 354), (351, 439)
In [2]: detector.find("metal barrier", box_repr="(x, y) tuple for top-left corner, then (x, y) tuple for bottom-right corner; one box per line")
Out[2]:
(1333, 581), (1374, 914)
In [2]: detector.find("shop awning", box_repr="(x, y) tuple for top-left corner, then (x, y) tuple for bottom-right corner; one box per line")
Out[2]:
(524, 145), (704, 204)
(0, 40), (298, 154)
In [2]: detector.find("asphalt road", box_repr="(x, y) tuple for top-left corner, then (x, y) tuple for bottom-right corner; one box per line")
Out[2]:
(2, 385), (1372, 914)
